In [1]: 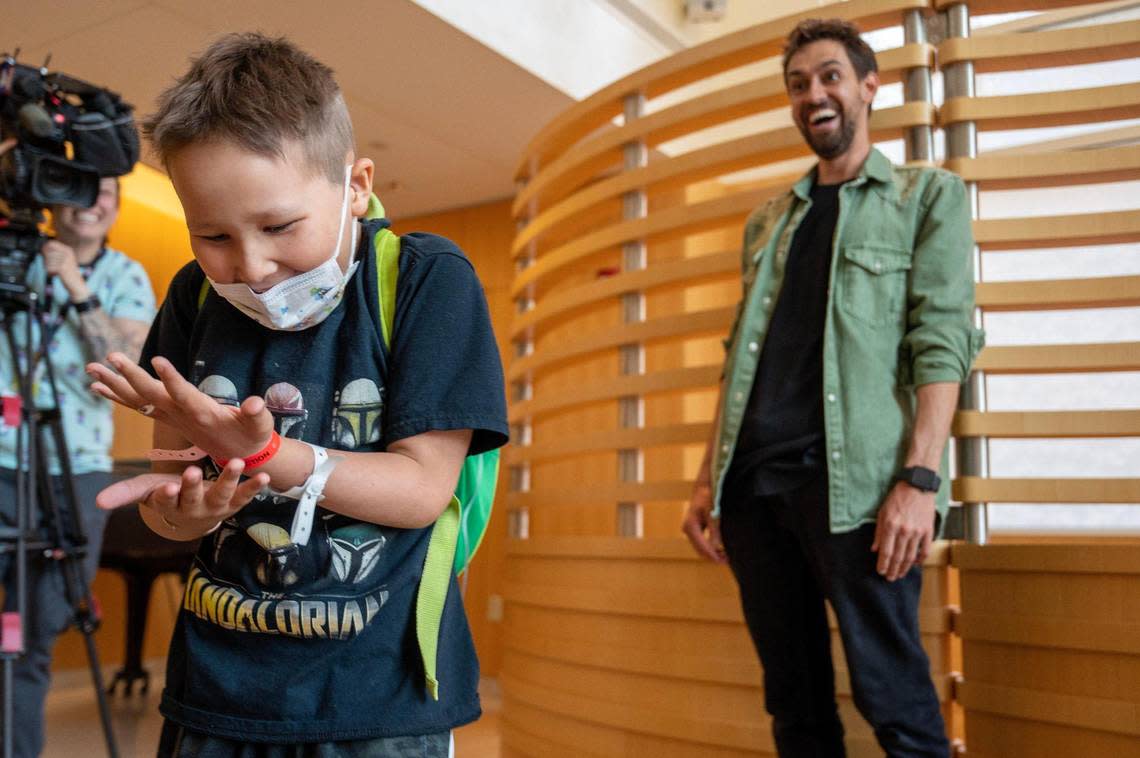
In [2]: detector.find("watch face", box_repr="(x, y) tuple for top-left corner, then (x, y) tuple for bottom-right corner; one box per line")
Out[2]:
(907, 467), (940, 492)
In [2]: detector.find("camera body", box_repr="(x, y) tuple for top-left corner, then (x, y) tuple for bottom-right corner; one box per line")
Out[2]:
(0, 54), (139, 290)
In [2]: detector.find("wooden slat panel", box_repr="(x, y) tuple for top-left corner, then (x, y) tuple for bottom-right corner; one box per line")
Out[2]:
(514, 138), (800, 256)
(946, 146), (1140, 190)
(956, 611), (1140, 655)
(961, 711), (1140, 758)
(507, 422), (709, 464)
(504, 606), (762, 687)
(975, 274), (1140, 310)
(504, 535), (700, 559)
(952, 476), (1140, 503)
(971, 0), (1140, 35)
(510, 251), (738, 339)
(507, 306), (734, 382)
(504, 480), (694, 509)
(952, 542), (1140, 573)
(514, 77), (789, 219)
(961, 638), (1140, 703)
(514, 0), (930, 181)
(512, 45), (932, 218)
(500, 671), (772, 752)
(500, 697), (768, 758)
(507, 569), (955, 630)
(508, 365), (721, 423)
(935, 0), (1136, 12)
(938, 20), (1140, 73)
(953, 409), (1140, 438)
(512, 189), (769, 297)
(973, 209), (1140, 250)
(940, 82), (1140, 131)
(959, 680), (1140, 737)
(504, 535), (952, 566)
(974, 342), (1140, 373)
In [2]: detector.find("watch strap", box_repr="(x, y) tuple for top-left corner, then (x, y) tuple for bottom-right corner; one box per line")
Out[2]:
(72, 294), (102, 314)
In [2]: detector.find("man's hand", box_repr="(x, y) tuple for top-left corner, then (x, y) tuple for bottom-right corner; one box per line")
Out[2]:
(871, 481), (935, 581)
(97, 461), (269, 540)
(41, 239), (88, 298)
(86, 353), (275, 461)
(682, 481), (726, 564)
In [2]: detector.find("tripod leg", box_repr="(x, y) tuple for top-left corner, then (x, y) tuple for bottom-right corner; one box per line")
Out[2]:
(57, 472), (119, 758)
(32, 470), (119, 758)
(1, 542), (75, 757)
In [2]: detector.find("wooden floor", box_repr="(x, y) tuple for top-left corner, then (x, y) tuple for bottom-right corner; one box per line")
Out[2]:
(42, 665), (502, 758)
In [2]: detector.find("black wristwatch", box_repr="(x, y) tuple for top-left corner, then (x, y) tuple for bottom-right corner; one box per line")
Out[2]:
(72, 294), (101, 314)
(897, 466), (941, 493)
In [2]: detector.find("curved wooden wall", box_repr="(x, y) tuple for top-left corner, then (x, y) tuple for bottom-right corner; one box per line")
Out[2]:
(506, 0), (1140, 754)
(952, 544), (1140, 757)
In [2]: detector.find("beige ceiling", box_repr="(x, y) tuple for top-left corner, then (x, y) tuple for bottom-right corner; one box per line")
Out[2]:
(8, 0), (573, 218)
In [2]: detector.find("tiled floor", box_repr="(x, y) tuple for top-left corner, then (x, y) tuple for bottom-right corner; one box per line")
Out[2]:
(42, 665), (501, 757)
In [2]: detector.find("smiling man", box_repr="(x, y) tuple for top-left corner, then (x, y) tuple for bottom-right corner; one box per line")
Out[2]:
(0, 173), (155, 757)
(682, 19), (983, 757)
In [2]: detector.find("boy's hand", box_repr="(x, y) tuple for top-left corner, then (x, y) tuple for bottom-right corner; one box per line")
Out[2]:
(86, 353), (275, 461)
(97, 461), (268, 538)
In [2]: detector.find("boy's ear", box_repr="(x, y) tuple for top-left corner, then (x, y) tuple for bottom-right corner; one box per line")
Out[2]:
(349, 158), (375, 217)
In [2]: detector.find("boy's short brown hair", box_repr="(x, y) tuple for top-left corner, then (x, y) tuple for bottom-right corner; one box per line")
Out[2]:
(782, 18), (878, 80)
(144, 32), (354, 183)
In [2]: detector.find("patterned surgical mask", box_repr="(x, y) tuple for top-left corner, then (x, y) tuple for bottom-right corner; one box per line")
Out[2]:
(210, 166), (359, 331)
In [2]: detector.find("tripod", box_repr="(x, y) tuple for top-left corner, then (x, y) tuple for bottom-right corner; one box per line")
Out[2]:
(0, 279), (119, 758)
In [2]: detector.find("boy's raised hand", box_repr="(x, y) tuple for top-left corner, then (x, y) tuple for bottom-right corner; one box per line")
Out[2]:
(86, 353), (275, 462)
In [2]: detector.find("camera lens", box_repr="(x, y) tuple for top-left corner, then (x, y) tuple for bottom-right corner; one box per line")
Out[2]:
(30, 152), (99, 208)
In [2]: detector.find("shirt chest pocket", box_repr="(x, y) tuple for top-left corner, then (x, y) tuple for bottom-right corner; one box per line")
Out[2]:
(840, 245), (912, 326)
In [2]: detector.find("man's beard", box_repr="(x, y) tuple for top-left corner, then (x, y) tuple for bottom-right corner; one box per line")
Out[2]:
(798, 105), (858, 160)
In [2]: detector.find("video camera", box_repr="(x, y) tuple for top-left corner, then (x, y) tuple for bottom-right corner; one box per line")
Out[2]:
(0, 52), (139, 289)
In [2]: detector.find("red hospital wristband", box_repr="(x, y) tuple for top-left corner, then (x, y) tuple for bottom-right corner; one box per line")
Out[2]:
(213, 431), (282, 471)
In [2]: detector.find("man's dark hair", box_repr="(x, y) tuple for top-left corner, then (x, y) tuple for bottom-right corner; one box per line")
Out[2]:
(782, 18), (878, 80)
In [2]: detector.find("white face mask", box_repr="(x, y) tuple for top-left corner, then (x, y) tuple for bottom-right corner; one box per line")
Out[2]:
(210, 166), (359, 331)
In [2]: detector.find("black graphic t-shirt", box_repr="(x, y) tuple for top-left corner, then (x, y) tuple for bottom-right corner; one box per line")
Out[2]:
(140, 218), (508, 742)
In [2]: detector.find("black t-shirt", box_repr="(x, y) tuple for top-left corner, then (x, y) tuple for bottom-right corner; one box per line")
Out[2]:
(724, 182), (841, 499)
(140, 218), (508, 742)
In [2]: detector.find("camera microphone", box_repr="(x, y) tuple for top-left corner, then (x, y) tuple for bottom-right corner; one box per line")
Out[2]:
(17, 103), (55, 139)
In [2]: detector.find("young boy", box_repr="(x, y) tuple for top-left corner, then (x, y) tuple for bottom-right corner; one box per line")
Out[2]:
(87, 32), (507, 757)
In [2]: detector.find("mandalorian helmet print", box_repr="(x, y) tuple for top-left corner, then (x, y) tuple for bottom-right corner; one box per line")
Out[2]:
(332, 378), (383, 449)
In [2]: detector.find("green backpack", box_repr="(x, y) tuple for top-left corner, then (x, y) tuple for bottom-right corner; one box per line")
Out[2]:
(366, 195), (501, 700)
(196, 195), (500, 700)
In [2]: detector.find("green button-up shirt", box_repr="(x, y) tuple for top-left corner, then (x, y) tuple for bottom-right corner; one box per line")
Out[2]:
(712, 148), (984, 533)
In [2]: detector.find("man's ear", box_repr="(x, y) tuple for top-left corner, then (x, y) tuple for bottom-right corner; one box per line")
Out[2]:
(349, 157), (375, 217)
(860, 70), (880, 109)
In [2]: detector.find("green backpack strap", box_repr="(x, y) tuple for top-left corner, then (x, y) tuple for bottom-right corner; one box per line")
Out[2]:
(371, 214), (459, 702)
(416, 494), (460, 701)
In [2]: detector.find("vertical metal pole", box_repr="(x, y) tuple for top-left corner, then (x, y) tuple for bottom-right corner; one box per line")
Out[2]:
(944, 3), (989, 544)
(617, 92), (647, 538)
(902, 9), (935, 163)
(508, 162), (538, 541)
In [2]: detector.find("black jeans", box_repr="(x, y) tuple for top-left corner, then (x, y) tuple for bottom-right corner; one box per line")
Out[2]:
(720, 470), (948, 758)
